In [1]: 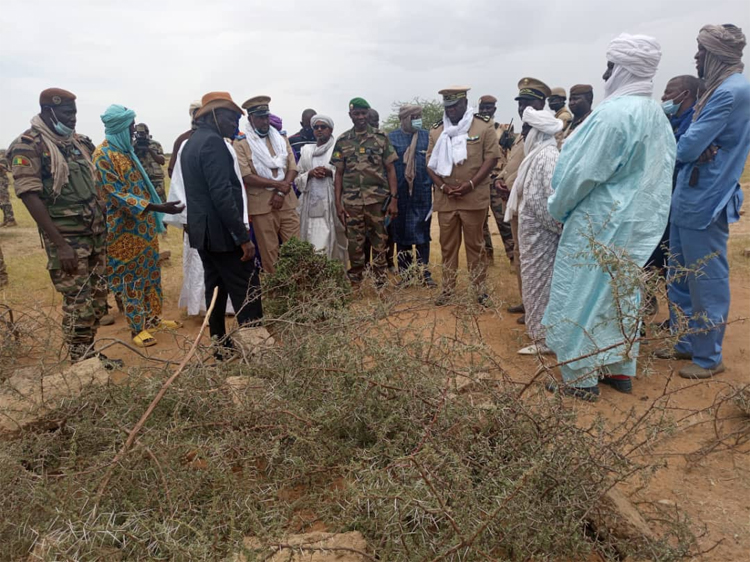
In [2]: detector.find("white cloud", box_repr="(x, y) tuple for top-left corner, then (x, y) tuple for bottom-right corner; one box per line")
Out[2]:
(1, 0), (748, 148)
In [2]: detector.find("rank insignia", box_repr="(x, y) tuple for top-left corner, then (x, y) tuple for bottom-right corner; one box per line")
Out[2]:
(359, 147), (366, 154)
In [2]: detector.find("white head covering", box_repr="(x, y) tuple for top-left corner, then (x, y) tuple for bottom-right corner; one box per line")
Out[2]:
(504, 107), (562, 222)
(604, 33), (662, 100)
(189, 100), (202, 118)
(311, 114), (334, 130)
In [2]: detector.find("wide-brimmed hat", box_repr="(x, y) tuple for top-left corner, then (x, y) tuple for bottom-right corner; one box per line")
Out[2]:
(194, 91), (242, 119)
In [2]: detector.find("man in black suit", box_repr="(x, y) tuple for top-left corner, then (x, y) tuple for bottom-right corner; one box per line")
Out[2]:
(180, 92), (263, 352)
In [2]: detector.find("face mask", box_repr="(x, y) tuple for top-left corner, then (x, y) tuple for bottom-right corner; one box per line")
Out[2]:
(661, 100), (680, 116)
(411, 118), (423, 130)
(254, 127), (269, 138)
(50, 108), (74, 137)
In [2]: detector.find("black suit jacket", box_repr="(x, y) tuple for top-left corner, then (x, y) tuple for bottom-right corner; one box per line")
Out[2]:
(181, 125), (250, 252)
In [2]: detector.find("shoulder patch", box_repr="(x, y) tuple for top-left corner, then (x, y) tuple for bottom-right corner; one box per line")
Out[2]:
(431, 120), (443, 129)
(332, 151), (342, 159)
(474, 113), (491, 122)
(12, 155), (32, 167)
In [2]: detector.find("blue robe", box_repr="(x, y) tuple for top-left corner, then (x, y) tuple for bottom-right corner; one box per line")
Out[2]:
(388, 128), (432, 246)
(668, 73), (750, 369)
(543, 95), (675, 387)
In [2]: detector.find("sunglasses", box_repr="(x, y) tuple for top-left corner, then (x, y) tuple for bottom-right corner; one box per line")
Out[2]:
(313, 124), (330, 130)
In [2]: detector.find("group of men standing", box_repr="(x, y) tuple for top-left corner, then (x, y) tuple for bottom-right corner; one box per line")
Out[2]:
(1, 24), (747, 398)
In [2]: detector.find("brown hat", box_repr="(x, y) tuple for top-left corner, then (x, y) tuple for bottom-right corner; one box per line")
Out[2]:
(549, 87), (567, 99)
(39, 88), (76, 107)
(242, 95), (272, 116)
(194, 92), (242, 119)
(514, 77), (552, 101)
(570, 84), (593, 96)
(478, 95), (497, 104)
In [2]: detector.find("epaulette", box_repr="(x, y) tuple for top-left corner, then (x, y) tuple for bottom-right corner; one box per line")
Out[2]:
(432, 120), (443, 129)
(234, 132), (246, 140)
(19, 133), (36, 144)
(474, 113), (491, 123)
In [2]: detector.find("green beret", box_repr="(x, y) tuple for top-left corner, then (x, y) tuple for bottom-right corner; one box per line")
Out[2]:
(349, 97), (371, 110)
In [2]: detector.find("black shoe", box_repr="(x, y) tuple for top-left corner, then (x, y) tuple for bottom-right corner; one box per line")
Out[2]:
(423, 276), (437, 289)
(507, 303), (525, 314)
(654, 348), (693, 360)
(545, 380), (600, 402)
(600, 376), (633, 394)
(477, 293), (490, 307)
(214, 339), (239, 362)
(516, 314), (526, 325)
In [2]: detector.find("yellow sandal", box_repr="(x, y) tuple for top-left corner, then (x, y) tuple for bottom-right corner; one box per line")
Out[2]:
(133, 330), (157, 348)
(153, 319), (182, 331)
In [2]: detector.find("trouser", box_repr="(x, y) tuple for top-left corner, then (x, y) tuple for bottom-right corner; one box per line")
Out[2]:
(1, 204), (14, 223)
(364, 225), (395, 267)
(561, 358), (636, 389)
(510, 215), (522, 299)
(46, 233), (107, 348)
(667, 213), (729, 369)
(251, 209), (301, 274)
(482, 182), (514, 259)
(397, 243), (432, 277)
(198, 247), (263, 342)
(0, 244), (7, 285)
(437, 209), (486, 292)
(345, 202), (388, 282)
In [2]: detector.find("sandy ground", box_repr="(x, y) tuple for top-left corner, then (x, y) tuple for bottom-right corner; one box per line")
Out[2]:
(1, 192), (749, 560)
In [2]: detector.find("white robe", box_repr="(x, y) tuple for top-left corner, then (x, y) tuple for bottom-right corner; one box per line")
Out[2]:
(165, 140), (249, 316)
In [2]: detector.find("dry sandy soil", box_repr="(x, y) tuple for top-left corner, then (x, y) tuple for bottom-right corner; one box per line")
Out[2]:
(1, 178), (749, 560)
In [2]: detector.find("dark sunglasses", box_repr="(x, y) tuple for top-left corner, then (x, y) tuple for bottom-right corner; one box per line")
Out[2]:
(313, 124), (330, 130)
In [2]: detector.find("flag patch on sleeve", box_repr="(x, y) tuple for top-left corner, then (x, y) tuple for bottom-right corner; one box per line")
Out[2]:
(12, 155), (31, 167)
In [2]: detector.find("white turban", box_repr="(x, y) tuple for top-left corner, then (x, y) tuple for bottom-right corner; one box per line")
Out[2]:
(311, 114), (334, 130)
(189, 100), (202, 118)
(604, 33), (662, 100)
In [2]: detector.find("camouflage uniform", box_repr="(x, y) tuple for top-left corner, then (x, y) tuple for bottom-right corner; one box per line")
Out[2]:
(482, 123), (514, 261)
(330, 125), (398, 282)
(0, 243), (7, 286)
(0, 153), (16, 225)
(7, 127), (107, 352)
(134, 139), (166, 202)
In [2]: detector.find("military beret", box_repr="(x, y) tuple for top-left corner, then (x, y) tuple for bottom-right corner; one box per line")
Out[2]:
(514, 78), (551, 101)
(243, 95), (272, 116)
(570, 84), (593, 96)
(478, 95), (497, 104)
(349, 97), (371, 110)
(438, 86), (470, 107)
(549, 87), (567, 98)
(39, 88), (76, 107)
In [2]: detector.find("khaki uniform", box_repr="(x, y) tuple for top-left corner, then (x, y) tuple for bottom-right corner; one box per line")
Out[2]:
(7, 126), (107, 351)
(427, 114), (501, 292)
(234, 134), (300, 274)
(330, 126), (398, 282)
(134, 139), (166, 202)
(561, 110), (592, 144)
(497, 134), (525, 298)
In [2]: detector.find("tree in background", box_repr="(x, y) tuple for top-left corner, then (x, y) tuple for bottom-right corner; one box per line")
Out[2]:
(382, 97), (444, 133)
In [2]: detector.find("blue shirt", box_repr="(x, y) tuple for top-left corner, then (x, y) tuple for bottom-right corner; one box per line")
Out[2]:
(672, 73), (750, 230)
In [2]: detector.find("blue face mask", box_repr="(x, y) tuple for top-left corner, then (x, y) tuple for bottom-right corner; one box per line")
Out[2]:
(661, 100), (680, 116)
(411, 118), (423, 130)
(50, 109), (74, 137)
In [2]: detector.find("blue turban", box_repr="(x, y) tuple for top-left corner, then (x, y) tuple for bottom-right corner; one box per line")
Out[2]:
(101, 104), (165, 233)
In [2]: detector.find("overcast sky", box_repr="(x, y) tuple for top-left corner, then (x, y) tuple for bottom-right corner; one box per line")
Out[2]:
(1, 0), (748, 149)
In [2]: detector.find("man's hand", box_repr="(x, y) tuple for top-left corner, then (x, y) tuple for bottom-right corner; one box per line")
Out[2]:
(336, 204), (349, 225)
(276, 180), (293, 194)
(387, 197), (399, 219)
(447, 183), (471, 198)
(240, 241), (256, 262)
(698, 144), (719, 164)
(496, 179), (511, 201)
(270, 193), (284, 210)
(149, 201), (185, 215)
(58, 242), (78, 275)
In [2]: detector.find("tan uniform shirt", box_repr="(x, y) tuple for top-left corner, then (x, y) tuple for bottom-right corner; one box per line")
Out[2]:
(497, 133), (525, 190)
(427, 115), (502, 212)
(234, 135), (298, 216)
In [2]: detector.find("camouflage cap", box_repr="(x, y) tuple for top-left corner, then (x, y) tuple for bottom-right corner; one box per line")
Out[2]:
(514, 78), (551, 101)
(39, 88), (76, 107)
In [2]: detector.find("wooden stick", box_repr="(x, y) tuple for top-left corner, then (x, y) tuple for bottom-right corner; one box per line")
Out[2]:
(94, 287), (219, 506)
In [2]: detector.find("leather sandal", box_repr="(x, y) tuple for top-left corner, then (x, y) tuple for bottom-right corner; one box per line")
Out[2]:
(133, 330), (157, 348)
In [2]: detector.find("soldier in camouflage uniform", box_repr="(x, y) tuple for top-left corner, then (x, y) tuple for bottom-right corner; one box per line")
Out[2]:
(332, 97), (399, 285)
(7, 88), (121, 367)
(0, 151), (17, 227)
(477, 95), (515, 264)
(0, 244), (8, 286)
(133, 123), (166, 202)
